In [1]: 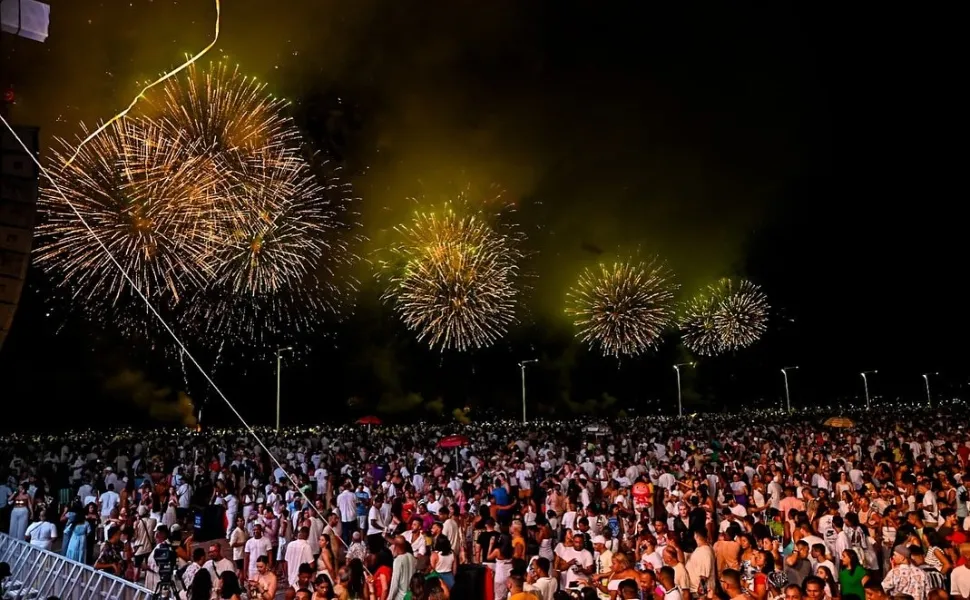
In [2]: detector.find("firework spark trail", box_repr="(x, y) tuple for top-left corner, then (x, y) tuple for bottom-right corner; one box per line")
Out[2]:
(64, 0), (222, 167)
(567, 258), (678, 358)
(681, 277), (769, 355)
(382, 198), (524, 351)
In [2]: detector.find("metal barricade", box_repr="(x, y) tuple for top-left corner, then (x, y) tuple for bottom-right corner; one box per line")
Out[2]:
(0, 533), (153, 600)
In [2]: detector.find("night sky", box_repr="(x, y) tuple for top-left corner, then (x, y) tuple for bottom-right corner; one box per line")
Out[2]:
(0, 1), (963, 428)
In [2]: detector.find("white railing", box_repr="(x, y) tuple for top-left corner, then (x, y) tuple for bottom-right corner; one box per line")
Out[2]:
(0, 533), (153, 600)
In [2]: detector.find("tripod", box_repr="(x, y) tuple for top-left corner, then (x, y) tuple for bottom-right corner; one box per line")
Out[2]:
(152, 579), (182, 600)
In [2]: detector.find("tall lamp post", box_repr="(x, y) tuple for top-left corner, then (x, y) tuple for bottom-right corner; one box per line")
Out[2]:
(276, 347), (293, 431)
(860, 370), (877, 410)
(519, 359), (538, 424)
(921, 372), (938, 407)
(673, 362), (695, 417)
(781, 366), (799, 413)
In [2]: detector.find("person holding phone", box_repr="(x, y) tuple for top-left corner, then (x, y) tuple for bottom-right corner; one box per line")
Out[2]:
(595, 553), (638, 599)
(555, 534), (594, 589)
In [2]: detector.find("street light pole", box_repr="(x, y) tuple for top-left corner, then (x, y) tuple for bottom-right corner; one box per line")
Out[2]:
(781, 366), (799, 413)
(860, 370), (877, 410)
(276, 347), (293, 431)
(673, 362), (695, 417)
(519, 359), (538, 424)
(921, 372), (938, 407)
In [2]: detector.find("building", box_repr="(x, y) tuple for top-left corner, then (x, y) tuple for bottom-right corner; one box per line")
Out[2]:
(0, 124), (38, 351)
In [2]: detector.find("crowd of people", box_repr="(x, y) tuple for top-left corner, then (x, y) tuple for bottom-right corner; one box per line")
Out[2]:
(1, 406), (969, 600)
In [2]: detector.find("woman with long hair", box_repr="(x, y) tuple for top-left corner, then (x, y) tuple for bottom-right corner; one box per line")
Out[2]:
(64, 510), (90, 563)
(188, 568), (213, 600)
(345, 558), (369, 599)
(219, 570), (243, 600)
(313, 573), (337, 600)
(9, 483), (32, 541)
(838, 548), (868, 600)
(817, 565), (838, 598)
(371, 550), (393, 600)
(317, 531), (337, 584)
(921, 527), (953, 575)
(430, 536), (456, 589)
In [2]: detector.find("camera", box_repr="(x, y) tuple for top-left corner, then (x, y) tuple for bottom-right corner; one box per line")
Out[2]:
(152, 543), (176, 584)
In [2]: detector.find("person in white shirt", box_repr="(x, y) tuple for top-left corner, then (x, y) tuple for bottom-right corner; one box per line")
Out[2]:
(685, 530), (715, 595)
(525, 556), (558, 600)
(367, 496), (390, 551)
(25, 515), (58, 550)
(811, 543), (838, 577)
(176, 478), (192, 519)
(204, 543), (235, 587)
(244, 525), (273, 581)
(228, 516), (247, 572)
(99, 484), (120, 519)
(657, 566), (684, 600)
(919, 480), (939, 524)
(554, 533), (594, 589)
(440, 507), (460, 556)
(592, 536), (613, 574)
(336, 482), (358, 547)
(818, 505), (838, 555)
(103, 467), (118, 492)
(313, 466), (328, 498)
(951, 543), (970, 599)
(224, 492), (239, 537)
(145, 526), (173, 592)
(768, 476), (784, 510)
(76, 481), (93, 505)
(283, 527), (315, 590)
(404, 518), (427, 558)
(131, 506), (157, 581)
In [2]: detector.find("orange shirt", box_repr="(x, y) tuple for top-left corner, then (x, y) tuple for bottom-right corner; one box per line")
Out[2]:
(512, 535), (526, 560)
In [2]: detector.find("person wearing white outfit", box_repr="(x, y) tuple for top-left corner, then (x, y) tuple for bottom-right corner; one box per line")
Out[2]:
(25, 515), (58, 550)
(283, 527), (315, 590)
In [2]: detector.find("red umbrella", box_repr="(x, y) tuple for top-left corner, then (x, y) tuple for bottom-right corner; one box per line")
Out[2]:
(356, 416), (382, 426)
(438, 435), (469, 449)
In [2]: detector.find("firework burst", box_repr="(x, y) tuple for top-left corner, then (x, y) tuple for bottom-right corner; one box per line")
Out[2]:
(567, 258), (678, 357)
(381, 196), (524, 351)
(150, 61), (298, 161)
(681, 278), (769, 356)
(178, 152), (359, 350)
(37, 62), (360, 354)
(36, 119), (218, 303)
